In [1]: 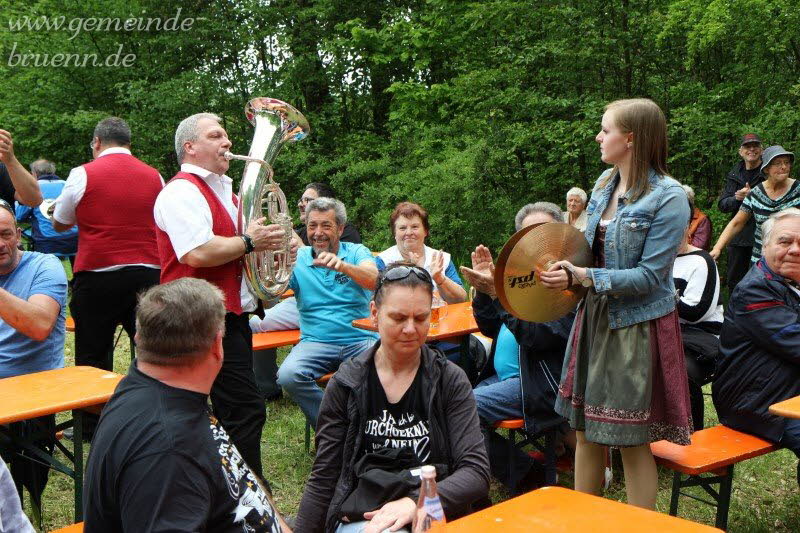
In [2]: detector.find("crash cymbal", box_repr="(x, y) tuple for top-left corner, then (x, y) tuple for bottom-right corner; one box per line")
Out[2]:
(494, 221), (592, 323)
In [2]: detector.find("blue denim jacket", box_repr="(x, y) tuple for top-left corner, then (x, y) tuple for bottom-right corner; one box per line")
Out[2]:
(584, 168), (689, 329)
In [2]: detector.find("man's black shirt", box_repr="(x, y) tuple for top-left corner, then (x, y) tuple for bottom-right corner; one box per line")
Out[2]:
(84, 362), (281, 532)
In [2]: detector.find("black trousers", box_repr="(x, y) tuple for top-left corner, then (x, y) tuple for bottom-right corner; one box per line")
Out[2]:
(70, 267), (160, 435)
(253, 348), (282, 400)
(211, 313), (266, 479)
(482, 428), (537, 489)
(682, 325), (719, 432)
(70, 267), (161, 370)
(726, 245), (753, 293)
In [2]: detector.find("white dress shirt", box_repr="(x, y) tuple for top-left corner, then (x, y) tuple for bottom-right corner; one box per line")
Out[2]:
(153, 163), (256, 312)
(53, 147), (163, 272)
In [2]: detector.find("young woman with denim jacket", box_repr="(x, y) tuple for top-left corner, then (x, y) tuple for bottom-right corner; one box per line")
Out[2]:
(540, 98), (692, 509)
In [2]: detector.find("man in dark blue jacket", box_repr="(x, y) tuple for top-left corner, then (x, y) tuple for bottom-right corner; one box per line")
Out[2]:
(712, 208), (800, 487)
(717, 134), (765, 292)
(461, 202), (575, 491)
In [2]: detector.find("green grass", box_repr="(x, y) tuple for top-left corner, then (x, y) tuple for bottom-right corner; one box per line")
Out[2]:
(28, 335), (800, 532)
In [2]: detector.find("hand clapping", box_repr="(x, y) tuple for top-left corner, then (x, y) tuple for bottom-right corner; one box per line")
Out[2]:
(430, 249), (446, 285)
(459, 245), (496, 298)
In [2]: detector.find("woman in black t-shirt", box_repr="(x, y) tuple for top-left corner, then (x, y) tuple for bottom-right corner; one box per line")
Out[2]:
(295, 263), (489, 533)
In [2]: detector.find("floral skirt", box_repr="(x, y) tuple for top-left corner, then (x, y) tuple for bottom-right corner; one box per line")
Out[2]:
(554, 290), (693, 446)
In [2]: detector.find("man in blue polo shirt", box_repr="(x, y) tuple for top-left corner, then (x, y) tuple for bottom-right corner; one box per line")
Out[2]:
(0, 200), (67, 514)
(277, 197), (378, 427)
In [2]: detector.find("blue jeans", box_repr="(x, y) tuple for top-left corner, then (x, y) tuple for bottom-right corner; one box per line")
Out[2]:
(336, 522), (410, 533)
(277, 339), (376, 427)
(473, 375), (522, 424)
(474, 374), (536, 489)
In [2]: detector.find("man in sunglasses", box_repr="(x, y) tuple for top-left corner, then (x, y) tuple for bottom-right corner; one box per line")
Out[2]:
(277, 197), (379, 428)
(718, 133), (765, 292)
(0, 129), (43, 208)
(0, 200), (67, 508)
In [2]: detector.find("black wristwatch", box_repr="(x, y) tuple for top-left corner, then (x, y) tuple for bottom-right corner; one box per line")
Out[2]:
(241, 234), (255, 254)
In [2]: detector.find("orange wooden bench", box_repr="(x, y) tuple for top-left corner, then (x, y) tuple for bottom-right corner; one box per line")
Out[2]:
(50, 523), (83, 532)
(305, 372), (334, 453)
(491, 418), (558, 493)
(651, 424), (778, 530)
(252, 329), (301, 351)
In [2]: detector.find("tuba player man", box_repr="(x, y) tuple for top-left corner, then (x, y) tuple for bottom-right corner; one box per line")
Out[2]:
(154, 113), (289, 480)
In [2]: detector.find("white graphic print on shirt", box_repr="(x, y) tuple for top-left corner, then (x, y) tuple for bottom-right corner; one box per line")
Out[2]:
(363, 409), (431, 462)
(209, 414), (281, 532)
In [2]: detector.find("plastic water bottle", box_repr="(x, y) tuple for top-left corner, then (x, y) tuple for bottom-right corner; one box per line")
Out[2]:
(412, 465), (446, 532)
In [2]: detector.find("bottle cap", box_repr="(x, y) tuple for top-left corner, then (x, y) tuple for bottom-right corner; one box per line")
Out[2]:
(421, 465), (436, 478)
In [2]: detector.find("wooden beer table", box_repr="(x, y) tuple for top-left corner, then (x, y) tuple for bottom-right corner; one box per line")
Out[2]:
(0, 366), (123, 521)
(769, 395), (800, 419)
(352, 301), (479, 370)
(353, 301), (478, 341)
(445, 486), (722, 531)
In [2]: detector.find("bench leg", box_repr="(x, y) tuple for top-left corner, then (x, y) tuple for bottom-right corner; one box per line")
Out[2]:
(506, 428), (517, 494)
(305, 421), (311, 453)
(74, 410), (84, 522)
(669, 470), (681, 517)
(543, 429), (557, 486)
(716, 465), (734, 531)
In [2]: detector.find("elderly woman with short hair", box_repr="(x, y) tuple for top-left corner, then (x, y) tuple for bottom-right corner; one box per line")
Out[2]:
(376, 202), (466, 304)
(564, 187), (588, 232)
(711, 145), (800, 263)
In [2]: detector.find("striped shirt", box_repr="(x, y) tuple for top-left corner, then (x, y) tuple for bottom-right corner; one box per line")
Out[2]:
(740, 179), (800, 263)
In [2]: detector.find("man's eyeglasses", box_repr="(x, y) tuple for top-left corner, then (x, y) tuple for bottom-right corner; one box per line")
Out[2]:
(0, 198), (14, 216)
(376, 264), (432, 292)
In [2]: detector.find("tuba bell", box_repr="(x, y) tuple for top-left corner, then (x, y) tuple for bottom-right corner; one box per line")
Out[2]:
(224, 97), (310, 306)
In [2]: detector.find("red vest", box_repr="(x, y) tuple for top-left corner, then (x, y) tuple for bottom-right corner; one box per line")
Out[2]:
(155, 172), (244, 314)
(74, 153), (163, 272)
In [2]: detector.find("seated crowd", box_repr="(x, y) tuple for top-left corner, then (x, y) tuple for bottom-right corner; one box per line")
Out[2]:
(1, 116), (799, 533)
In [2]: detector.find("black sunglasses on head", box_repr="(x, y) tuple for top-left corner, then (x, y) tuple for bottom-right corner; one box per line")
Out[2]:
(376, 264), (432, 292)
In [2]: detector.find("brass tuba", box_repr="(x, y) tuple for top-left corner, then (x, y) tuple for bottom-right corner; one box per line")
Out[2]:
(224, 97), (310, 306)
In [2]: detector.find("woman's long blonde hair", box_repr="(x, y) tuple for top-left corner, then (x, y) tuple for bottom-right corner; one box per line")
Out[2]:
(596, 98), (670, 202)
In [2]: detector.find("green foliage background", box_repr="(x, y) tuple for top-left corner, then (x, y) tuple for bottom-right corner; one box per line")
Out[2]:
(2, 0), (799, 261)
